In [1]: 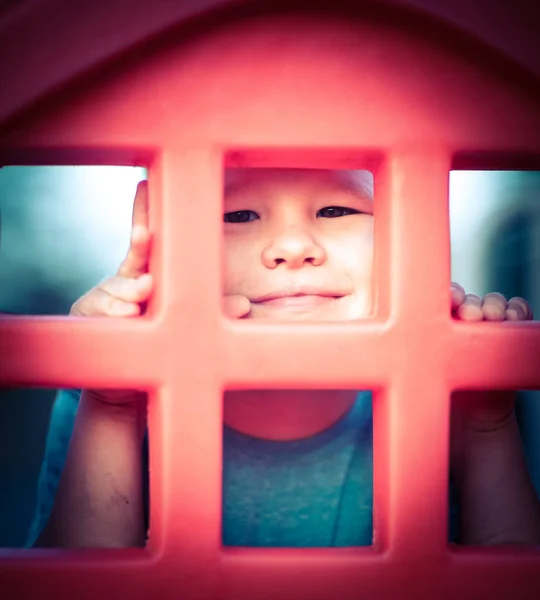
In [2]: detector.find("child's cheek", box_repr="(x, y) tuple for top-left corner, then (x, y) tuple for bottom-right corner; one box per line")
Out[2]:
(222, 237), (259, 295)
(346, 292), (373, 320)
(334, 226), (373, 277)
(222, 238), (244, 294)
(334, 228), (373, 318)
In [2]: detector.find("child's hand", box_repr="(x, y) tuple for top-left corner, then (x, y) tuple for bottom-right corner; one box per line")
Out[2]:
(70, 181), (153, 320)
(450, 282), (533, 322)
(224, 294), (251, 319)
(70, 180), (250, 405)
(70, 181), (152, 408)
(450, 282), (533, 433)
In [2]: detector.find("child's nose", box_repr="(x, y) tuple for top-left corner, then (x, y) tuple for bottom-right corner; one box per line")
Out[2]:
(262, 228), (326, 269)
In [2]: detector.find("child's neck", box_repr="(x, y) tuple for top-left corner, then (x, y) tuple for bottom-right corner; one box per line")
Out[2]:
(223, 389), (357, 441)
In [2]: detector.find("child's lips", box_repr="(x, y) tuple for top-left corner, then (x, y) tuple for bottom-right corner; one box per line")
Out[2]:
(254, 294), (342, 309)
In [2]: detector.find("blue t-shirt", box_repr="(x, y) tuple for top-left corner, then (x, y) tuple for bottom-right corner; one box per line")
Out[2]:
(26, 389), (460, 547)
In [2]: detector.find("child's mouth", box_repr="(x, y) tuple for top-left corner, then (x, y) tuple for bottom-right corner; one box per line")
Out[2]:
(251, 294), (343, 313)
(255, 294), (341, 309)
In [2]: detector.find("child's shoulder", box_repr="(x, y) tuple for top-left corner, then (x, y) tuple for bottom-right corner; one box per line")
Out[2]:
(351, 390), (373, 422)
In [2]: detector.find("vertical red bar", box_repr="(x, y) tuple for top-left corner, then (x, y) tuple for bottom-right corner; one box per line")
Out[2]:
(377, 146), (453, 560)
(146, 149), (224, 596)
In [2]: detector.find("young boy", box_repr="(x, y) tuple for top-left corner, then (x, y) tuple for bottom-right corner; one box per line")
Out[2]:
(27, 169), (540, 548)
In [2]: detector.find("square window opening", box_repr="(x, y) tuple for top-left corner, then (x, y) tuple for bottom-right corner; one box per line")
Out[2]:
(222, 166), (376, 323)
(449, 388), (540, 546)
(450, 170), (540, 323)
(0, 386), (150, 549)
(221, 387), (373, 548)
(0, 165), (147, 317)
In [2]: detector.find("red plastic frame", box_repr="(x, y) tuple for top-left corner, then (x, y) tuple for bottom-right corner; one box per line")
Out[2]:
(1, 4), (540, 599)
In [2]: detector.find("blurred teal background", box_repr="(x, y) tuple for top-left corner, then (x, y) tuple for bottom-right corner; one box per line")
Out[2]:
(0, 166), (539, 546)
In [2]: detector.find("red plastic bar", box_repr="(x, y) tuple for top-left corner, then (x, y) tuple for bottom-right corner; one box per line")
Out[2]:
(1, 6), (540, 600)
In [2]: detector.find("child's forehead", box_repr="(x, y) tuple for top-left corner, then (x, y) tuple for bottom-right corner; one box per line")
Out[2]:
(224, 168), (373, 200)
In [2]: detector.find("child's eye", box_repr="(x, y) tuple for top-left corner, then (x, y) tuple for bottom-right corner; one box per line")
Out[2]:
(224, 210), (260, 223)
(317, 206), (361, 218)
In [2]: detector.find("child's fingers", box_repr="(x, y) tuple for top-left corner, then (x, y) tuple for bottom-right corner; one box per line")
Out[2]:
(98, 274), (153, 303)
(224, 294), (251, 319)
(117, 224), (151, 278)
(456, 293), (483, 321)
(117, 181), (151, 278)
(131, 180), (149, 230)
(451, 285), (533, 322)
(506, 296), (533, 321)
(450, 282), (466, 310)
(71, 274), (153, 317)
(481, 292), (507, 321)
(72, 291), (140, 317)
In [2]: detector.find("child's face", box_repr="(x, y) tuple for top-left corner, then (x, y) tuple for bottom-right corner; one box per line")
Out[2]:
(224, 168), (374, 321)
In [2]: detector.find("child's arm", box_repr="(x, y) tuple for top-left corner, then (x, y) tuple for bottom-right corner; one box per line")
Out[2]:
(34, 391), (146, 547)
(453, 404), (540, 545)
(451, 285), (540, 544)
(34, 182), (152, 547)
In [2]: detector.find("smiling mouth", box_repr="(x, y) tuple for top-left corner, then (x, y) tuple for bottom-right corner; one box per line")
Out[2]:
(253, 294), (344, 309)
